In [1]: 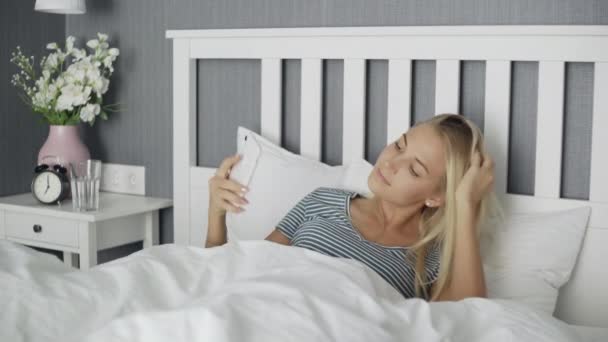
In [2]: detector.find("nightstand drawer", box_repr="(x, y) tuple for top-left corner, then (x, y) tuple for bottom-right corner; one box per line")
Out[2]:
(4, 212), (79, 247)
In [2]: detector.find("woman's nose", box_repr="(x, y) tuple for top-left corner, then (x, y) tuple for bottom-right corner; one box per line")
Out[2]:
(386, 155), (409, 172)
(384, 160), (396, 174)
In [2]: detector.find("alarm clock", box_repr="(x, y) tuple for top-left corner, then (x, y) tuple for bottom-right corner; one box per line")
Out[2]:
(31, 164), (71, 204)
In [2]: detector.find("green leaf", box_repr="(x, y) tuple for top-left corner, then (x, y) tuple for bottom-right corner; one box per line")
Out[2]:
(102, 102), (122, 113)
(66, 114), (80, 125)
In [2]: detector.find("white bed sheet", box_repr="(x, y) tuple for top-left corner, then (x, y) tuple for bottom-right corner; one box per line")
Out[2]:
(0, 239), (596, 342)
(567, 324), (608, 342)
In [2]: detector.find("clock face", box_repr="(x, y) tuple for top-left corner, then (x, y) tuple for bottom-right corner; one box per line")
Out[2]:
(33, 171), (63, 203)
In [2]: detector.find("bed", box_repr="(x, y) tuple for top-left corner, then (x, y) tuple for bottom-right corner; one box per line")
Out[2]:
(2, 25), (608, 341)
(167, 25), (608, 337)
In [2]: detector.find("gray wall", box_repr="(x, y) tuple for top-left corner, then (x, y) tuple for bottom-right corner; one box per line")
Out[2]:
(0, 2), (65, 197)
(0, 0), (597, 261)
(0, 1), (66, 259)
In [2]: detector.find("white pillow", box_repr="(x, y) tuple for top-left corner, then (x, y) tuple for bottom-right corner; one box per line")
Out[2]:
(226, 126), (374, 241)
(481, 206), (591, 315)
(342, 158), (374, 198)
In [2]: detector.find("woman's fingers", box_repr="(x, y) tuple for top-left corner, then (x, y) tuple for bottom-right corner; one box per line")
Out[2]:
(480, 153), (495, 193)
(208, 154), (249, 216)
(221, 198), (245, 213)
(216, 154), (242, 178)
(469, 151), (480, 168)
(210, 188), (246, 213)
(482, 152), (494, 169)
(218, 178), (248, 195)
(471, 151), (494, 171)
(208, 174), (247, 192)
(209, 178), (248, 204)
(218, 188), (248, 207)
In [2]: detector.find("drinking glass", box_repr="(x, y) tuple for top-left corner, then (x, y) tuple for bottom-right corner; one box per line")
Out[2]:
(69, 160), (102, 211)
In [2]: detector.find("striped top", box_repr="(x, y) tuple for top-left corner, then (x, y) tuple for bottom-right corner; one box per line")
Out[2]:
(276, 187), (442, 299)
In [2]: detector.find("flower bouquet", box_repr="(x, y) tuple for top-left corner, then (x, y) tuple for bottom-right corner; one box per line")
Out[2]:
(10, 33), (120, 126)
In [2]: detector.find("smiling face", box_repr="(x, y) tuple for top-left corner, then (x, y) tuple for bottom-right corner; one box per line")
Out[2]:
(368, 123), (447, 208)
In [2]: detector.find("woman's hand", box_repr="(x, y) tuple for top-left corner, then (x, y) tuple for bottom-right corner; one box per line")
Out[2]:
(208, 154), (249, 216)
(455, 151), (494, 211)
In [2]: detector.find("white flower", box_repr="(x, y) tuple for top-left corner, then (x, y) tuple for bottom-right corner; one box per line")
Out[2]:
(54, 76), (65, 89)
(87, 39), (99, 49)
(55, 91), (75, 111)
(56, 84), (91, 111)
(35, 77), (47, 90)
(79, 103), (100, 122)
(103, 56), (113, 68)
(66, 63), (86, 82)
(65, 58), (100, 85)
(66, 36), (76, 52)
(82, 86), (92, 100)
(46, 42), (58, 50)
(91, 77), (109, 96)
(48, 84), (58, 97)
(108, 48), (119, 57)
(44, 53), (59, 69)
(97, 33), (108, 41)
(85, 67), (100, 82)
(71, 48), (86, 60)
(32, 92), (47, 108)
(30, 75), (58, 109)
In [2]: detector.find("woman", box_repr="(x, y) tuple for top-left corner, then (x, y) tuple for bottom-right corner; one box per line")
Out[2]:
(206, 113), (500, 302)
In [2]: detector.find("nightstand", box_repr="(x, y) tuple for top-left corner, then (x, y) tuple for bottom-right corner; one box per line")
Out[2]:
(0, 192), (172, 269)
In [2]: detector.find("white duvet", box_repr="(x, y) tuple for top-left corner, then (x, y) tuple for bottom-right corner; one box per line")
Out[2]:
(0, 240), (586, 342)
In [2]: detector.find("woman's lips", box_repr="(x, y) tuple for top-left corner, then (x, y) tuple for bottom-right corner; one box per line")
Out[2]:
(375, 168), (391, 186)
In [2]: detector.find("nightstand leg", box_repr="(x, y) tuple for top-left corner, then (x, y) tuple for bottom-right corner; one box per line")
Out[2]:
(63, 252), (76, 267)
(78, 222), (97, 269)
(143, 211), (159, 248)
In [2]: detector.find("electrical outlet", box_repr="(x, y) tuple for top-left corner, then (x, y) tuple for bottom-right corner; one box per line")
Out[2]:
(100, 163), (145, 195)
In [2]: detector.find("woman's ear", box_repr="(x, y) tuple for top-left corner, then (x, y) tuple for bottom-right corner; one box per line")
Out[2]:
(425, 195), (444, 208)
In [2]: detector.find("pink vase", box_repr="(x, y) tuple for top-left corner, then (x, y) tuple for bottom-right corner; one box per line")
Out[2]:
(37, 125), (90, 168)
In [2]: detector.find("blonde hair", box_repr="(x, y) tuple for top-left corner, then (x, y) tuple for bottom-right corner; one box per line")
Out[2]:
(405, 113), (504, 300)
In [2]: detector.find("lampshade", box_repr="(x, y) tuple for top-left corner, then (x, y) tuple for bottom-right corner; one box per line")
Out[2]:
(35, 0), (86, 14)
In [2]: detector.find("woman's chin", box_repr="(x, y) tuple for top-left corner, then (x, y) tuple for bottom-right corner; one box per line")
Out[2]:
(367, 173), (382, 196)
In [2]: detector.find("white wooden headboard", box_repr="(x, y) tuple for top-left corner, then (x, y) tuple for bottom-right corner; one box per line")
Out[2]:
(166, 26), (608, 327)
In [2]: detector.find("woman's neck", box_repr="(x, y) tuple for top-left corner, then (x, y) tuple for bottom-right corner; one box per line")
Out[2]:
(362, 196), (423, 236)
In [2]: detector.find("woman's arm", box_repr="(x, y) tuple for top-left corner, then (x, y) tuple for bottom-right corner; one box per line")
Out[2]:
(431, 203), (487, 301)
(207, 222), (290, 247)
(432, 150), (494, 301)
(205, 154), (249, 248)
(205, 212), (228, 248)
(264, 229), (291, 245)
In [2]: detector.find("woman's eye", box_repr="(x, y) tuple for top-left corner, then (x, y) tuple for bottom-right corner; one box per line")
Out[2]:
(410, 167), (419, 177)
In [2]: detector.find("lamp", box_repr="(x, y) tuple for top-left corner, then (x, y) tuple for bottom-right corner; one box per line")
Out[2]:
(35, 0), (86, 14)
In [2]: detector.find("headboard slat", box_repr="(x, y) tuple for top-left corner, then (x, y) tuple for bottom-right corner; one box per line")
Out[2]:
(342, 59), (367, 163)
(483, 60), (512, 195)
(260, 58), (282, 145)
(435, 60), (461, 114)
(172, 39), (196, 245)
(300, 59), (323, 160)
(386, 59), (413, 144)
(535, 61), (566, 198)
(590, 62), (608, 202)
